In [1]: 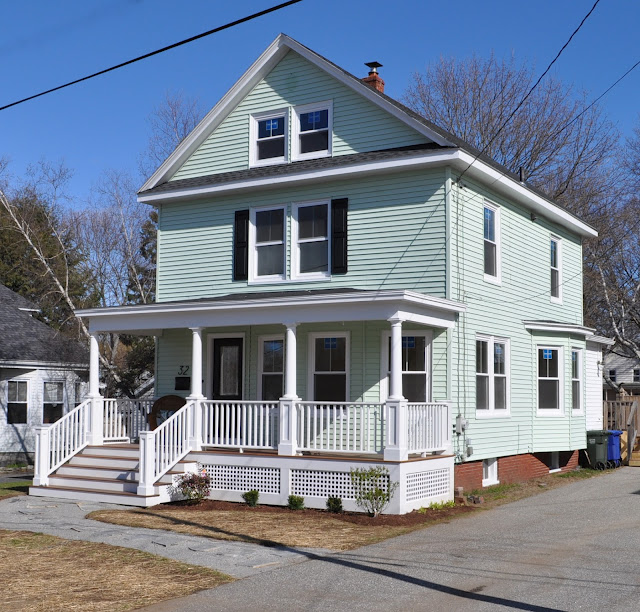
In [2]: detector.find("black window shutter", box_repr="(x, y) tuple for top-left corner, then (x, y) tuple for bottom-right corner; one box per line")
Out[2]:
(233, 209), (249, 281)
(331, 198), (348, 275)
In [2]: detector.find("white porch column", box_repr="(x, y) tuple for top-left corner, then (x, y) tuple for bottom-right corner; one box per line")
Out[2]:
(187, 327), (204, 451)
(87, 332), (104, 445)
(385, 318), (408, 461)
(279, 323), (298, 456)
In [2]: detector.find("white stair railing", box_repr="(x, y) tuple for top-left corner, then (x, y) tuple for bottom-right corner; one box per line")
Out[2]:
(201, 400), (279, 449)
(103, 398), (155, 442)
(407, 402), (451, 454)
(137, 400), (192, 495)
(33, 399), (92, 486)
(296, 402), (385, 454)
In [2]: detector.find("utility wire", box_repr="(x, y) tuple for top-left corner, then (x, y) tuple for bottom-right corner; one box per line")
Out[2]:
(0, 0), (304, 113)
(456, 0), (600, 184)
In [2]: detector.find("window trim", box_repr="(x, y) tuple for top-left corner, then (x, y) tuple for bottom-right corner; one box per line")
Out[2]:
(608, 369), (616, 383)
(379, 330), (433, 402)
(291, 200), (331, 280)
(483, 201), (501, 284)
(248, 204), (287, 283)
(291, 100), (333, 162)
(257, 335), (285, 401)
(571, 348), (583, 413)
(250, 108), (289, 167)
(482, 458), (499, 486)
(43, 380), (65, 424)
(537, 345), (564, 416)
(7, 379), (29, 425)
(307, 331), (350, 402)
(475, 335), (510, 417)
(74, 381), (85, 408)
(550, 236), (562, 304)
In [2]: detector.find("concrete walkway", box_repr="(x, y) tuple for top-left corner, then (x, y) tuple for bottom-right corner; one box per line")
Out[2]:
(0, 495), (329, 578)
(138, 468), (640, 612)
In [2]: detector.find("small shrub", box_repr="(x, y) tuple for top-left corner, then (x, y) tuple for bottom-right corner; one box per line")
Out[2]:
(242, 489), (260, 507)
(287, 495), (305, 510)
(326, 496), (343, 513)
(350, 466), (398, 517)
(418, 500), (456, 513)
(172, 468), (210, 504)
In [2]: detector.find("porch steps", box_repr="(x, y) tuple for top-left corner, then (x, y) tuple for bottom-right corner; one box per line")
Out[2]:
(29, 444), (197, 507)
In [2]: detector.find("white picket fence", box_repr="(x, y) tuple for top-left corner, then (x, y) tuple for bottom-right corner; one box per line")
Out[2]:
(407, 402), (451, 453)
(201, 400), (279, 449)
(295, 402), (386, 453)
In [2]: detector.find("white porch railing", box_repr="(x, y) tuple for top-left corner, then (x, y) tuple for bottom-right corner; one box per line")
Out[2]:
(201, 400), (279, 450)
(103, 398), (154, 442)
(137, 400), (191, 495)
(296, 402), (385, 454)
(407, 402), (451, 454)
(33, 399), (91, 486)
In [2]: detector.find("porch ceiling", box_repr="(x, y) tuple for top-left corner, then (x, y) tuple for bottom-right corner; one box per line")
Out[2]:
(76, 289), (465, 333)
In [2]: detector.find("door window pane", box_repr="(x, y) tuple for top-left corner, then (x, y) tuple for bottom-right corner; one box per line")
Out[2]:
(261, 339), (283, 401)
(219, 345), (240, 396)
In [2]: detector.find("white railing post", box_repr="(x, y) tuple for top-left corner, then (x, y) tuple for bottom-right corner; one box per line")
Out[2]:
(32, 426), (50, 486)
(188, 399), (202, 452)
(278, 323), (298, 456)
(384, 398), (409, 461)
(137, 431), (156, 496)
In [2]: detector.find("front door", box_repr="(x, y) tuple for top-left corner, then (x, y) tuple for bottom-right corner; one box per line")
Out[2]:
(212, 338), (243, 400)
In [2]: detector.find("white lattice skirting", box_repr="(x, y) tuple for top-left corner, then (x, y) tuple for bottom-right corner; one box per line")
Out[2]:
(188, 452), (453, 514)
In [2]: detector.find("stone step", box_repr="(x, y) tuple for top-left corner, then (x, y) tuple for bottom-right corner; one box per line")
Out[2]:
(29, 485), (166, 507)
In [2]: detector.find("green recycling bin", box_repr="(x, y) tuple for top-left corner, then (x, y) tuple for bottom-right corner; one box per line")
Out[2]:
(586, 430), (609, 469)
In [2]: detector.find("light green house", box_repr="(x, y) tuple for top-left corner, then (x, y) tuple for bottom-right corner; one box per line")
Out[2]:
(31, 34), (599, 510)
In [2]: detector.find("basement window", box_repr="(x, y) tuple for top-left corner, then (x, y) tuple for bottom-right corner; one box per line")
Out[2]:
(482, 458), (499, 486)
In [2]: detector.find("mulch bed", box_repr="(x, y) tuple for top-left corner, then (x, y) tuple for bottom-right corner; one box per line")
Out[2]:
(154, 499), (478, 527)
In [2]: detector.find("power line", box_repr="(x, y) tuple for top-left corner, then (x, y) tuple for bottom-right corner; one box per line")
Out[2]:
(456, 0), (600, 184)
(0, 0), (304, 113)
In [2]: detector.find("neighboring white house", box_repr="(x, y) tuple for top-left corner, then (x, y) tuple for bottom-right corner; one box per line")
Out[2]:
(0, 284), (88, 465)
(603, 350), (640, 401)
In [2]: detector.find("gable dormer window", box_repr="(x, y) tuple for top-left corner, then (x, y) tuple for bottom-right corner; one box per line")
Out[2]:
(251, 109), (288, 166)
(292, 101), (332, 161)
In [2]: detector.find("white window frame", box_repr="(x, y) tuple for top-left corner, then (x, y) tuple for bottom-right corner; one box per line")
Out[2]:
(537, 345), (564, 416)
(379, 330), (433, 402)
(307, 331), (350, 402)
(291, 200), (331, 281)
(43, 380), (65, 424)
(250, 108), (289, 167)
(249, 204), (287, 283)
(475, 335), (510, 417)
(205, 333), (246, 400)
(571, 348), (583, 413)
(7, 379), (29, 425)
(257, 335), (285, 401)
(483, 201), (501, 284)
(292, 100), (333, 162)
(482, 458), (499, 486)
(550, 236), (562, 304)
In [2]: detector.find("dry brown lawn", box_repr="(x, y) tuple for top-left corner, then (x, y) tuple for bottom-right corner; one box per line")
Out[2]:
(0, 530), (231, 612)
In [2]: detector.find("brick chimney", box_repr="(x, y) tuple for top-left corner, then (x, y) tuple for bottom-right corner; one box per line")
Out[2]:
(362, 61), (385, 93)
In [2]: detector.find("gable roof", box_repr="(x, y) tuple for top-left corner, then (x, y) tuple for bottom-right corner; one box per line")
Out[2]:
(0, 284), (88, 367)
(138, 33), (597, 239)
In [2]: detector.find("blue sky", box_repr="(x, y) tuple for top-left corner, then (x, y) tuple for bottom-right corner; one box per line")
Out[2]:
(0, 0), (638, 204)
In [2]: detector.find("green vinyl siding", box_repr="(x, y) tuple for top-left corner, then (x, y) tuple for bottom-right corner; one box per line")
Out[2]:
(156, 169), (447, 302)
(449, 177), (586, 461)
(171, 51), (429, 181)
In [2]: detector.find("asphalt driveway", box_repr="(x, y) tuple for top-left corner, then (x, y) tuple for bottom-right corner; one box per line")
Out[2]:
(141, 468), (640, 612)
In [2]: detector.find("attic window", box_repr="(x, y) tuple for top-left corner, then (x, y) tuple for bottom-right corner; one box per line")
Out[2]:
(251, 109), (288, 166)
(293, 101), (332, 161)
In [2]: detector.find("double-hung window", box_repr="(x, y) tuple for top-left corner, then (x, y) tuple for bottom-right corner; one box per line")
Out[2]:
(293, 201), (330, 278)
(43, 382), (64, 424)
(7, 380), (28, 424)
(538, 347), (562, 412)
(571, 349), (582, 411)
(383, 332), (432, 402)
(483, 202), (500, 282)
(259, 337), (284, 401)
(476, 336), (509, 414)
(250, 206), (286, 281)
(634, 369), (640, 383)
(252, 110), (287, 165)
(310, 334), (348, 402)
(293, 102), (332, 160)
(550, 237), (562, 302)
